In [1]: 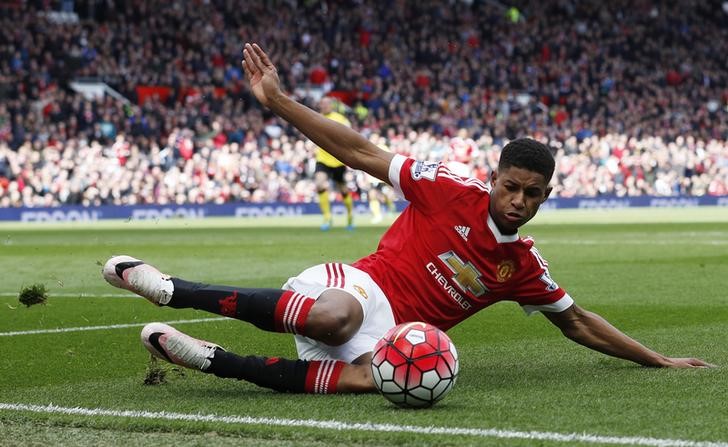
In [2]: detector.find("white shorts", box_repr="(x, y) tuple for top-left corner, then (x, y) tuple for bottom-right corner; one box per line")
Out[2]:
(281, 263), (396, 363)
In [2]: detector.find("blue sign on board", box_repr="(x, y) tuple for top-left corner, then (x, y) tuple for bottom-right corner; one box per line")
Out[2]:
(1, 196), (726, 222)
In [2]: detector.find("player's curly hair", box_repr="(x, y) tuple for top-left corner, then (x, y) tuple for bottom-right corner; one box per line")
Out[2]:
(498, 138), (555, 182)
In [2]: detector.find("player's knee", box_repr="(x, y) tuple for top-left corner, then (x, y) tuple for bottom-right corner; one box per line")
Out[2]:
(308, 309), (358, 345)
(306, 290), (363, 345)
(314, 173), (329, 190)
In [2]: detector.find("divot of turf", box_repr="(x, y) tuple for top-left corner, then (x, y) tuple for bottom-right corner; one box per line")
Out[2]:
(143, 356), (168, 385)
(143, 356), (187, 385)
(18, 284), (48, 307)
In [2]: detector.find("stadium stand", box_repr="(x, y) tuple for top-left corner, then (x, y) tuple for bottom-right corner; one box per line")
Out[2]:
(0, 0), (726, 207)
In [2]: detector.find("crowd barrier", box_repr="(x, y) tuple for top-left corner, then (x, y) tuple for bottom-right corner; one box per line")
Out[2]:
(1, 196), (728, 222)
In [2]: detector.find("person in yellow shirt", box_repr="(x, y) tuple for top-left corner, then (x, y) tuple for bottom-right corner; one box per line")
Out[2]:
(315, 97), (354, 230)
(366, 133), (396, 223)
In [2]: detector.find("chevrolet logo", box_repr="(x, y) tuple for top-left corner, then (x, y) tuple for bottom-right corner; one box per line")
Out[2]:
(438, 251), (488, 297)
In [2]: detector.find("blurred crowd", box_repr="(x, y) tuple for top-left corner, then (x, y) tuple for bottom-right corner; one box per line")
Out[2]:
(0, 0), (727, 207)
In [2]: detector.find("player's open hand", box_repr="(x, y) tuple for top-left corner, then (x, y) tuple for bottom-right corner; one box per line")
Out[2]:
(659, 357), (716, 368)
(242, 43), (281, 108)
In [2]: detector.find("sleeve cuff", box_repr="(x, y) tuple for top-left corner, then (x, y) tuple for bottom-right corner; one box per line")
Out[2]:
(521, 293), (574, 316)
(388, 154), (407, 199)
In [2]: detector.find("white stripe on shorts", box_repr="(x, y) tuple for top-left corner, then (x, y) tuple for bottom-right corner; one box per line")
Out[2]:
(325, 263), (346, 288)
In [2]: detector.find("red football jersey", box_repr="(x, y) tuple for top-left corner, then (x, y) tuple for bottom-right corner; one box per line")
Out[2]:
(353, 155), (573, 331)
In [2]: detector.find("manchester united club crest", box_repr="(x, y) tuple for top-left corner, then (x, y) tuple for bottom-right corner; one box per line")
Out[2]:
(353, 284), (369, 300)
(496, 260), (515, 283)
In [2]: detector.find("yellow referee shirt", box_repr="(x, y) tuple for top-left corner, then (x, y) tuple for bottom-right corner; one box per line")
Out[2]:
(316, 112), (351, 168)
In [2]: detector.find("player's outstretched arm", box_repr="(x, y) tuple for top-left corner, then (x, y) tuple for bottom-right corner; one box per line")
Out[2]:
(242, 43), (393, 183)
(543, 304), (715, 368)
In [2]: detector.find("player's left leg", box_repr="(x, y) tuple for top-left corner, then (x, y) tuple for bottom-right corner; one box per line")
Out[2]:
(341, 188), (354, 230)
(314, 168), (333, 231)
(103, 256), (364, 346)
(368, 186), (383, 224)
(382, 184), (396, 215)
(334, 168), (354, 230)
(141, 322), (375, 393)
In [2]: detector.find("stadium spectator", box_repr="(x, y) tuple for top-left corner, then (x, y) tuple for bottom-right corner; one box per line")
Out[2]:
(0, 0), (726, 207)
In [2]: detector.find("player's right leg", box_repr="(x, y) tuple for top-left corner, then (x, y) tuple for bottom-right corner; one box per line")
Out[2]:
(339, 183), (355, 230)
(141, 322), (375, 393)
(103, 256), (364, 346)
(368, 186), (383, 224)
(314, 168), (333, 230)
(332, 167), (354, 230)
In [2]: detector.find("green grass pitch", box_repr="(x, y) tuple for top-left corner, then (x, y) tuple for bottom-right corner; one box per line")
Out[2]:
(1, 208), (727, 446)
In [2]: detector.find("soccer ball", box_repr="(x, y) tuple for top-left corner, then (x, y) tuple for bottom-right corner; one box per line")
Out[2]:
(371, 322), (459, 408)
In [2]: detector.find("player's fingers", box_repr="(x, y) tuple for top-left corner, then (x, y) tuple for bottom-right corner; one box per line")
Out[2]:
(241, 60), (252, 80)
(245, 42), (264, 70)
(684, 358), (716, 368)
(697, 361), (717, 368)
(242, 46), (253, 70)
(252, 43), (275, 70)
(242, 49), (251, 70)
(242, 47), (259, 76)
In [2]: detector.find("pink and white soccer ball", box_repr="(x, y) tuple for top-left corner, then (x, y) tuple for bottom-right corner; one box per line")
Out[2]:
(371, 322), (459, 408)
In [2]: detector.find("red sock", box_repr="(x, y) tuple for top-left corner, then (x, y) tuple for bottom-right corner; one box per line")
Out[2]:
(169, 279), (316, 335)
(209, 352), (345, 394)
(304, 360), (346, 394)
(273, 291), (316, 334)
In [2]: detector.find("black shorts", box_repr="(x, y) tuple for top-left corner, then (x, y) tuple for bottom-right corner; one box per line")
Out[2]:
(315, 162), (347, 184)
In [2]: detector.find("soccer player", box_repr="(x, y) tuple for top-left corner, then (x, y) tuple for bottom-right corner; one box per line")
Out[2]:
(314, 97), (354, 231)
(365, 133), (396, 223)
(102, 44), (712, 396)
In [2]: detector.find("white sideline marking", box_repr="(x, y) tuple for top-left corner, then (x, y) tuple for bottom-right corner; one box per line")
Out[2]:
(0, 403), (725, 447)
(0, 317), (229, 337)
(0, 292), (131, 298)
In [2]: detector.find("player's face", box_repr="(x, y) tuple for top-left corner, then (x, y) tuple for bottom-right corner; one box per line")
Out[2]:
(319, 98), (333, 114)
(489, 166), (551, 234)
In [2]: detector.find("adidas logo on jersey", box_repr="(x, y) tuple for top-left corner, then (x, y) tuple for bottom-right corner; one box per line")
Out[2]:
(454, 225), (471, 241)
